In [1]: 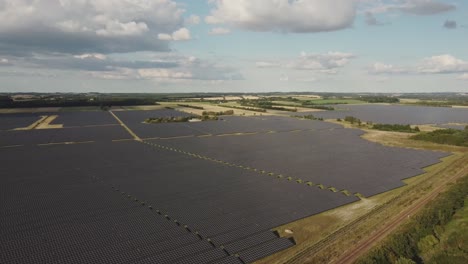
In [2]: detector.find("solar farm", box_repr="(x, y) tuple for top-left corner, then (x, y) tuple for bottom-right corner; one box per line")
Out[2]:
(297, 104), (468, 125)
(0, 106), (462, 263)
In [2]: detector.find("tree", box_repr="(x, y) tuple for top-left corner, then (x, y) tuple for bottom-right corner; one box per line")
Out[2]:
(395, 257), (416, 264)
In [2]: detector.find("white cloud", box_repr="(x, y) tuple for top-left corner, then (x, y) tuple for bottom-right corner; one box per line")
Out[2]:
(159, 28), (192, 41)
(457, 73), (468, 80)
(80, 52), (243, 81)
(209, 27), (231, 35)
(256, 52), (355, 73)
(374, 76), (390, 83)
(287, 52), (355, 71)
(369, 62), (408, 74)
(74, 53), (107, 60)
(369, 55), (468, 79)
(296, 77), (318, 82)
(186, 15), (201, 25)
(0, 58), (9, 64)
(256, 61), (281, 68)
(205, 0), (356, 33)
(417, 55), (468, 74)
(398, 0), (455, 15)
(0, 0), (185, 54)
(138, 69), (193, 79)
(89, 68), (136, 80)
(172, 28), (191, 41)
(157, 33), (173, 41)
(95, 21), (149, 37)
(362, 0), (456, 15)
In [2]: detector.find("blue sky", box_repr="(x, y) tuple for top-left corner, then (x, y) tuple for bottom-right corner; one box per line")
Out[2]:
(0, 0), (467, 93)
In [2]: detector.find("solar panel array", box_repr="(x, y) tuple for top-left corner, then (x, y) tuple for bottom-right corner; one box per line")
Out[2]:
(0, 108), (453, 263)
(0, 113), (45, 130)
(152, 127), (448, 197)
(296, 104), (468, 125)
(114, 110), (342, 139)
(0, 142), (317, 263)
(49, 111), (118, 127)
(0, 126), (132, 147)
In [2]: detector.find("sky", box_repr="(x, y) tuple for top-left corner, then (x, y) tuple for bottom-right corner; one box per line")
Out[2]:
(0, 0), (467, 93)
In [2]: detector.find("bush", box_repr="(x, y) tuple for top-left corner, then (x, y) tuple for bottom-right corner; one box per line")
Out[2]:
(372, 124), (419, 133)
(202, 110), (234, 116)
(344, 116), (361, 124)
(300, 103), (335, 110)
(360, 96), (400, 103)
(177, 104), (204, 110)
(145, 116), (194, 123)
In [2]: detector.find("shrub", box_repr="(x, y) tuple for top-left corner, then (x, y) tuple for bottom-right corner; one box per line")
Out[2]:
(177, 104), (204, 110)
(344, 116), (361, 124)
(372, 123), (420, 133)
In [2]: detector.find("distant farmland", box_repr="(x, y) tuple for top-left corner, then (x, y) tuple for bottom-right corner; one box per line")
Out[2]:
(0, 107), (462, 263)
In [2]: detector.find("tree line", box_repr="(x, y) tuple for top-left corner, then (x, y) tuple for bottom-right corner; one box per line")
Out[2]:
(240, 99), (298, 112)
(411, 127), (468, 147)
(0, 96), (159, 108)
(177, 104), (204, 110)
(372, 124), (420, 133)
(357, 174), (468, 264)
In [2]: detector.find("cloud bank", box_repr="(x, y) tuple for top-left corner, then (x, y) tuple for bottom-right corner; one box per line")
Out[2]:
(0, 0), (187, 55)
(257, 52), (355, 73)
(205, 0), (356, 33)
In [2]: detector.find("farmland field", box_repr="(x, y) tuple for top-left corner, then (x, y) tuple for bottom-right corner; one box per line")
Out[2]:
(0, 107), (464, 263)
